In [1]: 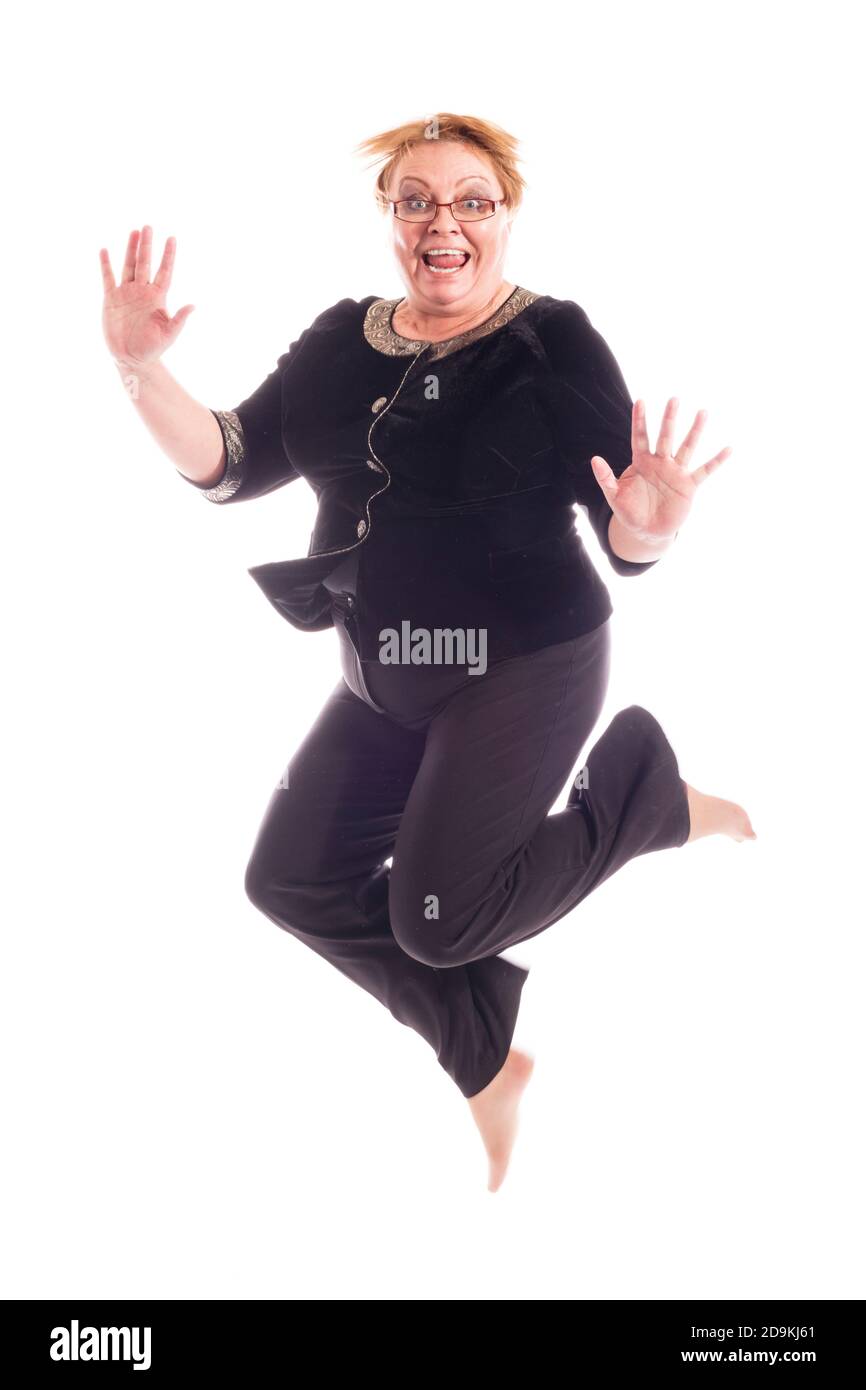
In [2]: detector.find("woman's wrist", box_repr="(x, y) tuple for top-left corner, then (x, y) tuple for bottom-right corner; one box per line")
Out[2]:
(113, 355), (164, 389)
(608, 513), (678, 562)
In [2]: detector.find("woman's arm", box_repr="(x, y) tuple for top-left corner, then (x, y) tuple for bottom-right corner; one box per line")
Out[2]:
(115, 347), (304, 504)
(538, 299), (663, 576)
(101, 226), (304, 504)
(113, 357), (227, 489)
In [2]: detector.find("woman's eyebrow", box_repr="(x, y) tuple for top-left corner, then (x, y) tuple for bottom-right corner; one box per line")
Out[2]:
(398, 174), (494, 191)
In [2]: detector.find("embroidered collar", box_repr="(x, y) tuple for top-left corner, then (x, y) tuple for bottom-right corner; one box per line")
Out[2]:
(363, 285), (540, 360)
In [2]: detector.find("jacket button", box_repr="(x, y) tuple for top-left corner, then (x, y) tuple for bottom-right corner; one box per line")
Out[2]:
(371, 396), (387, 413)
(345, 594), (355, 608)
(366, 458), (383, 472)
(356, 518), (367, 537)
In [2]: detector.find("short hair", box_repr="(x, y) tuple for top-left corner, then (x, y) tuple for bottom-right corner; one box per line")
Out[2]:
(354, 112), (527, 215)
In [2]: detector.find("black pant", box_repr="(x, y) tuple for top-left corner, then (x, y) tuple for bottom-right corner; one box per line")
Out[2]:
(244, 616), (691, 1098)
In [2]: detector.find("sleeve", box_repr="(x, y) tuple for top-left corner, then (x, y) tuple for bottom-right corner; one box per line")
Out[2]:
(178, 324), (311, 504)
(540, 299), (660, 577)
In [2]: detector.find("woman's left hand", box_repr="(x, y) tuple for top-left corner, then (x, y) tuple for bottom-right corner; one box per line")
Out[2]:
(590, 398), (732, 543)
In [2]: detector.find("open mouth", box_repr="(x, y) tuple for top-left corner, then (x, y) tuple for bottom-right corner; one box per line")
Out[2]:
(421, 250), (471, 275)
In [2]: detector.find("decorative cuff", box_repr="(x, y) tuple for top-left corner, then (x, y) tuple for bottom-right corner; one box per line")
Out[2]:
(181, 409), (245, 502)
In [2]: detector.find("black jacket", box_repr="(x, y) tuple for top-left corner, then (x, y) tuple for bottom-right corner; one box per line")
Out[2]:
(179, 286), (660, 662)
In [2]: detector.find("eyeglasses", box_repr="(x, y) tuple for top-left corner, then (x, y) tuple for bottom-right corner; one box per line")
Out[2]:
(391, 198), (504, 223)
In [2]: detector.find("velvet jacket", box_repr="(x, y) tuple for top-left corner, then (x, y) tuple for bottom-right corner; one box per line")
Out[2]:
(179, 286), (660, 664)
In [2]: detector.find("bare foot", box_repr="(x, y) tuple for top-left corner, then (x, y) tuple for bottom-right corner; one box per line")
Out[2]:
(467, 1047), (535, 1192)
(684, 782), (757, 843)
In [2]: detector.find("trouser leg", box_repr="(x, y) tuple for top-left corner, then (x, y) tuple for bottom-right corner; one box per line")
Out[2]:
(244, 679), (529, 1098)
(387, 621), (691, 968)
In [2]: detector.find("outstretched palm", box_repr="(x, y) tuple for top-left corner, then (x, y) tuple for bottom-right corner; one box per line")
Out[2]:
(100, 225), (194, 369)
(591, 398), (732, 542)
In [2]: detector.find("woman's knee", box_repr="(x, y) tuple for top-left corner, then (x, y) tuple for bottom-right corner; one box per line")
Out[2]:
(244, 850), (319, 935)
(243, 851), (271, 914)
(388, 866), (476, 967)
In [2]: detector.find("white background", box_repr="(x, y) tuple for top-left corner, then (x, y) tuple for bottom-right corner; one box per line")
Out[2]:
(2, 0), (863, 1300)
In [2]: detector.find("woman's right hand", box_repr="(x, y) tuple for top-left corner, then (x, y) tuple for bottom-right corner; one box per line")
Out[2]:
(100, 225), (195, 371)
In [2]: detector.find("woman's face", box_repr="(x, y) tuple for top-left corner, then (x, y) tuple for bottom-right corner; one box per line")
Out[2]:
(386, 140), (513, 312)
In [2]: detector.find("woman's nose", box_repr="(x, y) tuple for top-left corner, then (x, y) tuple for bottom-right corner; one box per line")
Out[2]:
(426, 204), (462, 233)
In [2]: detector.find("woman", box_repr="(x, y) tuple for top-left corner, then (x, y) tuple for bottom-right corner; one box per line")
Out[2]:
(100, 113), (756, 1192)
